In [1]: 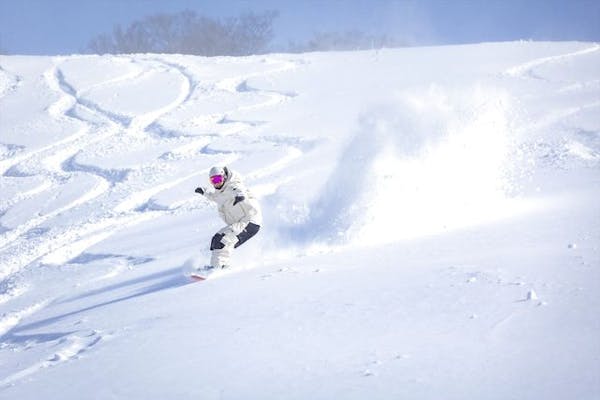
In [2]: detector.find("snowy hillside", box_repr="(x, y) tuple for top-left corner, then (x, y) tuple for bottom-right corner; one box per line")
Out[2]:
(1, 42), (599, 399)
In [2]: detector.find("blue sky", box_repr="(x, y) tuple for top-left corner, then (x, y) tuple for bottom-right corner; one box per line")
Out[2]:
(1, 0), (599, 54)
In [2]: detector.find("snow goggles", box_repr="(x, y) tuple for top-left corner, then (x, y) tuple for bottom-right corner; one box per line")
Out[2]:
(210, 175), (224, 185)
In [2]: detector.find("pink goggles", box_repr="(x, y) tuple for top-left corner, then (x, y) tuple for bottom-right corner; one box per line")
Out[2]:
(210, 175), (224, 185)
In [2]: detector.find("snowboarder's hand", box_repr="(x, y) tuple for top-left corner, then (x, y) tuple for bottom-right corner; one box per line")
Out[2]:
(233, 195), (245, 206)
(195, 187), (205, 195)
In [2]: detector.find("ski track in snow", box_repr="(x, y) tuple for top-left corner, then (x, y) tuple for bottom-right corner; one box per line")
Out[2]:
(504, 44), (600, 80)
(0, 329), (104, 388)
(0, 301), (49, 338)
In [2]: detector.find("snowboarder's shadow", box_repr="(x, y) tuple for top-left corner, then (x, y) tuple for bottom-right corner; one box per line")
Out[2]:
(59, 266), (187, 305)
(5, 267), (189, 344)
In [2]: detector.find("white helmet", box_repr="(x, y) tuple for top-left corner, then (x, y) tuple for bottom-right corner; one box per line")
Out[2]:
(209, 165), (226, 178)
(209, 165), (229, 185)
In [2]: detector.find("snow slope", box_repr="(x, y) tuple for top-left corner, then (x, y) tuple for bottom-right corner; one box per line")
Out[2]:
(0, 42), (599, 399)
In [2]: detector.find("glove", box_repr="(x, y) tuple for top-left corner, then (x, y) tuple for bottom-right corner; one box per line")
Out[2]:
(233, 195), (245, 206)
(195, 187), (205, 195)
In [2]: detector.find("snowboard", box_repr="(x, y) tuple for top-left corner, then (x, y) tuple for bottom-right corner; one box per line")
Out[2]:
(189, 273), (208, 282)
(182, 257), (239, 282)
(182, 256), (212, 281)
(183, 257), (233, 281)
(189, 266), (231, 281)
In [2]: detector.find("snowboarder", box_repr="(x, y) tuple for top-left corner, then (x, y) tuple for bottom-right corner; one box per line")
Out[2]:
(193, 165), (262, 277)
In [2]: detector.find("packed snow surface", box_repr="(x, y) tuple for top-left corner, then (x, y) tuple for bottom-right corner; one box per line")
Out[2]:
(1, 42), (599, 399)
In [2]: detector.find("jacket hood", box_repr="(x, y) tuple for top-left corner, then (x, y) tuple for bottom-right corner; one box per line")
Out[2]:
(219, 168), (242, 190)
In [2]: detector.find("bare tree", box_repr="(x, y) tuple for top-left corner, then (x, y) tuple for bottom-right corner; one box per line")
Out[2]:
(290, 30), (408, 53)
(227, 11), (278, 56)
(88, 10), (278, 56)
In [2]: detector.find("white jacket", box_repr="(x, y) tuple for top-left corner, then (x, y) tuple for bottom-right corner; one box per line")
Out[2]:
(204, 169), (262, 235)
